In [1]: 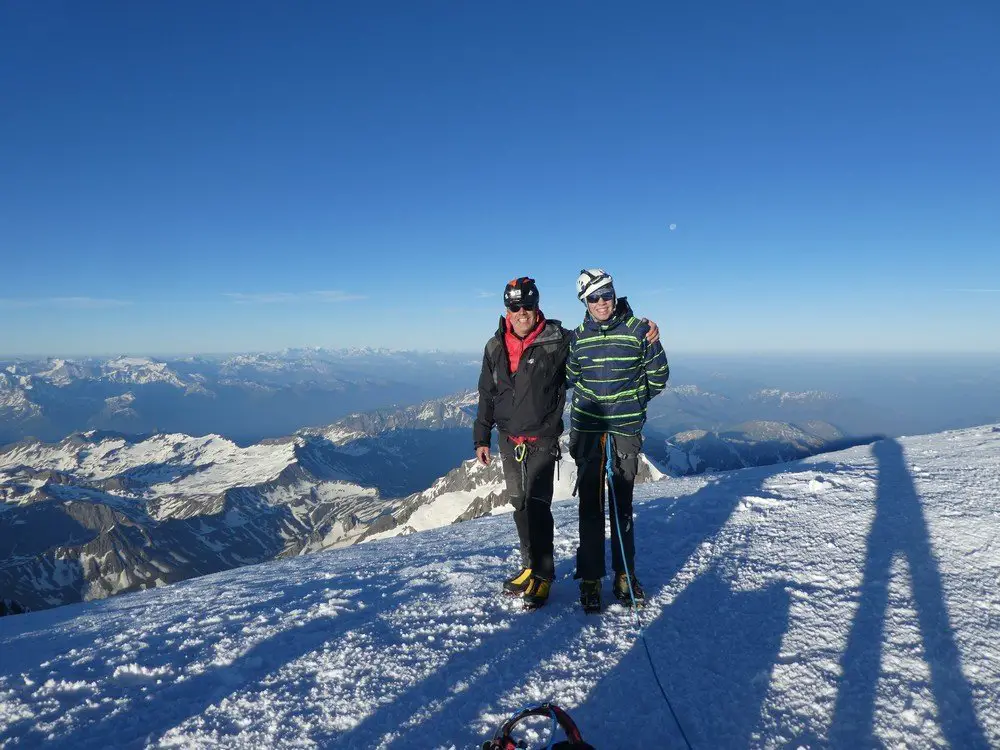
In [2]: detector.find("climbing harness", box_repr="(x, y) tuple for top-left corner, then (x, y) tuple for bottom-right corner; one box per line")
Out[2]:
(514, 442), (528, 463)
(510, 437), (530, 499)
(603, 434), (695, 750)
(508, 435), (559, 496)
(482, 702), (595, 749)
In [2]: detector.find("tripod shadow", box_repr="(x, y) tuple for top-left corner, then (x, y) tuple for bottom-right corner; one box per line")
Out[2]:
(829, 439), (990, 748)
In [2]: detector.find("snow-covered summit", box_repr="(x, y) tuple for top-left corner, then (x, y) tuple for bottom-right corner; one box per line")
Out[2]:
(313, 390), (478, 446)
(0, 373), (41, 419)
(1, 424), (998, 748)
(36, 358), (95, 386)
(99, 356), (191, 388)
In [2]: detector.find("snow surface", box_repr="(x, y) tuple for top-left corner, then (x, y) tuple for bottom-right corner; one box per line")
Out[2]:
(2, 426), (999, 749)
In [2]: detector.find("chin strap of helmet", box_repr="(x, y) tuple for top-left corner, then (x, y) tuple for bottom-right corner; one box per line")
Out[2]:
(482, 702), (595, 750)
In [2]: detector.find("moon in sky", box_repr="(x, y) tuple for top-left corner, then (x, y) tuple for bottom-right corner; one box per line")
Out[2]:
(669, 223), (677, 231)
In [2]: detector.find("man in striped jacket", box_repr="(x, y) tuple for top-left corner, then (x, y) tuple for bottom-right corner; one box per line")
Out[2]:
(566, 268), (669, 613)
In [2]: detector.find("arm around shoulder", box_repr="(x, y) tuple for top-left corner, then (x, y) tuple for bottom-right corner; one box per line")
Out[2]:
(564, 327), (582, 388)
(643, 337), (670, 399)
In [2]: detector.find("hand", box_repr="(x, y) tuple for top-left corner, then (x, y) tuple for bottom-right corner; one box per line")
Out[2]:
(476, 445), (491, 465)
(642, 318), (660, 345)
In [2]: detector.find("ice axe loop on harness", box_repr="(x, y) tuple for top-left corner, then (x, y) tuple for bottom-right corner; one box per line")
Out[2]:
(482, 702), (595, 750)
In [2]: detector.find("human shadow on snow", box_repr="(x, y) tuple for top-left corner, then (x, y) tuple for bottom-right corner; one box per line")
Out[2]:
(829, 438), (990, 749)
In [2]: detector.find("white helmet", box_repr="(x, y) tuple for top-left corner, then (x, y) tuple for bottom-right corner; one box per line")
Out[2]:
(576, 268), (614, 303)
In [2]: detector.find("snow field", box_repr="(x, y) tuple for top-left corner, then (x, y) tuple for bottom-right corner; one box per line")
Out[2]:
(0, 426), (998, 748)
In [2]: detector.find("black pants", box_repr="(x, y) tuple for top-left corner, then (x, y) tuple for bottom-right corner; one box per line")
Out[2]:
(499, 434), (557, 580)
(571, 432), (641, 580)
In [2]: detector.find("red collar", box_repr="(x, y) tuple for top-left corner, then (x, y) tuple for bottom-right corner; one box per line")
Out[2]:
(503, 311), (545, 373)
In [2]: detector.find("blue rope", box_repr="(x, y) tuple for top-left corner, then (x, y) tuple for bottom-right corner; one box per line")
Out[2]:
(604, 435), (695, 750)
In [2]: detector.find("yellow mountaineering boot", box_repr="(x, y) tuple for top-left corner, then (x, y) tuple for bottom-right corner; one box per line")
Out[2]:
(503, 567), (533, 595)
(522, 576), (551, 611)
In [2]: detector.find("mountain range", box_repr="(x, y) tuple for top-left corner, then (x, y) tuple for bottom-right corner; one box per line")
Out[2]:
(0, 350), (481, 446)
(0, 390), (665, 613)
(1, 351), (918, 616)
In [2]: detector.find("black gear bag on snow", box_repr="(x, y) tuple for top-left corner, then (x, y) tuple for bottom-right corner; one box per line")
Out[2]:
(482, 702), (595, 749)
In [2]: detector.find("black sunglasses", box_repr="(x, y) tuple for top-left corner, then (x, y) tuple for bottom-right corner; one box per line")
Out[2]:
(507, 303), (538, 313)
(586, 289), (615, 304)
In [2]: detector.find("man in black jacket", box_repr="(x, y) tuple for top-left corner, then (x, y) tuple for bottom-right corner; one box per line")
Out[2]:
(474, 277), (569, 610)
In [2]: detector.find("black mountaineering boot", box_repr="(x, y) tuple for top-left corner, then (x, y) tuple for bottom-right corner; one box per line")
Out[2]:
(613, 572), (645, 608)
(522, 576), (551, 611)
(503, 567), (533, 596)
(580, 579), (602, 614)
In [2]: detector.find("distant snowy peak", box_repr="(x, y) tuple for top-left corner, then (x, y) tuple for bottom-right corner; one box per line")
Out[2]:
(668, 384), (724, 398)
(28, 356), (194, 389)
(278, 346), (394, 358)
(659, 420), (847, 475)
(0, 373), (42, 419)
(100, 357), (190, 388)
(98, 391), (140, 422)
(220, 354), (302, 374)
(339, 346), (397, 358)
(217, 352), (375, 385)
(223, 347), (399, 371)
(750, 388), (838, 404)
(36, 358), (96, 386)
(313, 390), (478, 445)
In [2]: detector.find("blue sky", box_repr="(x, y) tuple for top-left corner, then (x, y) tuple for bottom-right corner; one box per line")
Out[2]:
(2, 1), (998, 355)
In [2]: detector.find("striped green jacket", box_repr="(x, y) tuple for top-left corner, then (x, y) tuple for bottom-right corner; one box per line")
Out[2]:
(565, 297), (669, 436)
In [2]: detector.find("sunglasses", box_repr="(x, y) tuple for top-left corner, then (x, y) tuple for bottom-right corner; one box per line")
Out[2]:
(507, 303), (538, 313)
(586, 289), (615, 304)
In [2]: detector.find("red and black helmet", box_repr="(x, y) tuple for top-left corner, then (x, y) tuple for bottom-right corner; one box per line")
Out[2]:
(503, 277), (540, 311)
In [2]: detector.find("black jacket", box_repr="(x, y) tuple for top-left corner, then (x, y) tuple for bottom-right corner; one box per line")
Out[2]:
(473, 317), (571, 447)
